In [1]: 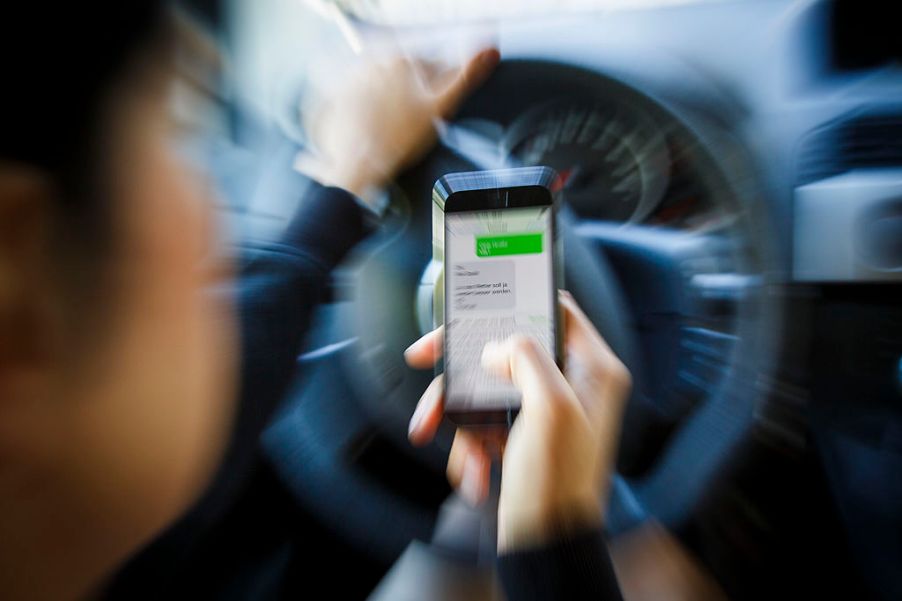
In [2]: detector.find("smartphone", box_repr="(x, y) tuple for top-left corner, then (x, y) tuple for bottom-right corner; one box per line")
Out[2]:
(434, 167), (562, 426)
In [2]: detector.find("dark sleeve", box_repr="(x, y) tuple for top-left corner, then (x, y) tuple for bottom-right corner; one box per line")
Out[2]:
(205, 181), (374, 519)
(497, 528), (624, 601)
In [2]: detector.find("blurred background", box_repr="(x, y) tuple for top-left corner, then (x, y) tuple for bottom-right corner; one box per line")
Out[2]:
(166, 0), (901, 599)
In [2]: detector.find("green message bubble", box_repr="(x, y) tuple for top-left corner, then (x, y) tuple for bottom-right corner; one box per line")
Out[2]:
(475, 233), (543, 257)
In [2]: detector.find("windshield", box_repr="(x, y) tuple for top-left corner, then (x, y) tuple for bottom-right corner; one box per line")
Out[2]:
(323, 0), (723, 26)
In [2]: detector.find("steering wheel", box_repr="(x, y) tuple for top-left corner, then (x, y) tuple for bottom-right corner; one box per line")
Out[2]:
(262, 61), (781, 564)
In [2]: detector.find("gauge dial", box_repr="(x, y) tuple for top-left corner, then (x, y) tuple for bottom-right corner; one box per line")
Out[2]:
(503, 101), (670, 223)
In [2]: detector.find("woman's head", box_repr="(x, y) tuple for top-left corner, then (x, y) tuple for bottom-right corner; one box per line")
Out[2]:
(0, 6), (236, 598)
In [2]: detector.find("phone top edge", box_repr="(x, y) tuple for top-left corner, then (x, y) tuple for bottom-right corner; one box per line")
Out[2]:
(433, 166), (559, 202)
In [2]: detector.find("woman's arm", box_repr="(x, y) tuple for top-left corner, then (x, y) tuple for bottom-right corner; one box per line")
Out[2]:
(217, 47), (500, 512)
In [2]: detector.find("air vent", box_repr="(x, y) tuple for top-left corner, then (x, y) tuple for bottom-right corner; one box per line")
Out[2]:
(798, 111), (902, 185)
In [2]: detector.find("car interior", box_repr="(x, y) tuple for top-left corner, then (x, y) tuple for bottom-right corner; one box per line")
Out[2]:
(165, 0), (902, 598)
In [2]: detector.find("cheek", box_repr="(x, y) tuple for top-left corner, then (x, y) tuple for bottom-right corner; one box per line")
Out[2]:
(66, 138), (239, 545)
(125, 142), (238, 500)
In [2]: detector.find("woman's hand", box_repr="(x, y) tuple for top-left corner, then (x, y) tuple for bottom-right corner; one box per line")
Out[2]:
(298, 48), (500, 206)
(404, 291), (631, 551)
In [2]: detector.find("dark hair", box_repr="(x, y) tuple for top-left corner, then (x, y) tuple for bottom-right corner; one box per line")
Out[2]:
(1, 4), (172, 331)
(2, 4), (172, 227)
(1, 4), (168, 175)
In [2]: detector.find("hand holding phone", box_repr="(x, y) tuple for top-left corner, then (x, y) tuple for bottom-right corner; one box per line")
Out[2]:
(405, 292), (631, 551)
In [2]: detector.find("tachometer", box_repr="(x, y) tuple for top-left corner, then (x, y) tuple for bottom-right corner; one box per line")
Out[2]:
(502, 100), (670, 223)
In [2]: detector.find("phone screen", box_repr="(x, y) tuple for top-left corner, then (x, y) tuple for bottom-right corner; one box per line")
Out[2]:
(444, 205), (555, 412)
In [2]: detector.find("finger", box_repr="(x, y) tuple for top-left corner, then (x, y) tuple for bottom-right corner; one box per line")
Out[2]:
(460, 451), (490, 506)
(433, 48), (500, 118)
(447, 430), (485, 486)
(446, 428), (506, 483)
(408, 375), (444, 446)
(559, 289), (630, 389)
(480, 335), (576, 416)
(558, 290), (631, 431)
(404, 326), (444, 369)
(447, 431), (492, 506)
(559, 290), (619, 365)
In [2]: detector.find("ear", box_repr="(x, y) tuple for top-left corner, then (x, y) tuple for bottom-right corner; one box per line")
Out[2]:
(0, 163), (59, 391)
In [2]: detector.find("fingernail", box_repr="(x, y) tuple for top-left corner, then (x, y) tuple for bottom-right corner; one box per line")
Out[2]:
(408, 403), (427, 438)
(404, 337), (425, 359)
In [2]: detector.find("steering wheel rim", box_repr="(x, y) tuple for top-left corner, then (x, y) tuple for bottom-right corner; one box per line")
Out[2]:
(263, 146), (639, 560)
(263, 60), (783, 562)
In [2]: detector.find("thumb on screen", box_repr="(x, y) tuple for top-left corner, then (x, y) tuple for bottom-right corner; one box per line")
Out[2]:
(480, 336), (578, 418)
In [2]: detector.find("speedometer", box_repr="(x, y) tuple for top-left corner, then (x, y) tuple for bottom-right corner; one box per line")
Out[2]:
(502, 100), (670, 223)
